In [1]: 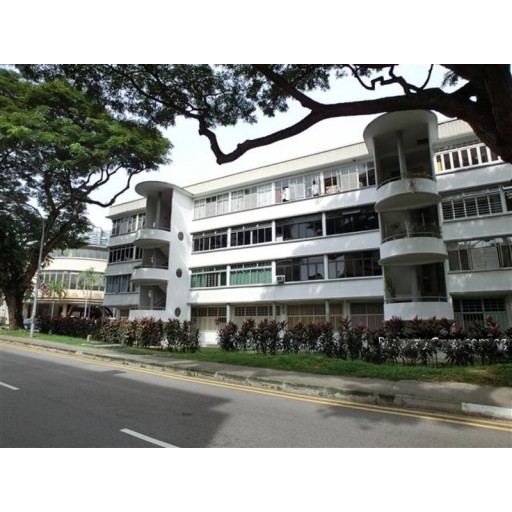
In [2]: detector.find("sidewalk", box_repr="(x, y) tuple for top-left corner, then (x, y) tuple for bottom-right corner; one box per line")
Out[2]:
(2, 334), (511, 420)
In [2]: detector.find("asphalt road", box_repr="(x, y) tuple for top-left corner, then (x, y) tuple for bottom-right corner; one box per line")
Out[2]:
(1, 343), (511, 448)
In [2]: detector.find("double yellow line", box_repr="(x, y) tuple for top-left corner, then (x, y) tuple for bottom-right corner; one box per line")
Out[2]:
(2, 340), (512, 434)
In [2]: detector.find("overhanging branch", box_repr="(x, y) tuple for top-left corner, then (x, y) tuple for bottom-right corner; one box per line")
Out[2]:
(201, 88), (459, 164)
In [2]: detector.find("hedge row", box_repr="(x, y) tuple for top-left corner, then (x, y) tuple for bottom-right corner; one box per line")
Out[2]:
(38, 316), (200, 352)
(217, 316), (512, 366)
(38, 316), (102, 340)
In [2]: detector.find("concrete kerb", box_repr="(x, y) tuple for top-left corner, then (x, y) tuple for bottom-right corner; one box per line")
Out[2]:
(1, 334), (511, 421)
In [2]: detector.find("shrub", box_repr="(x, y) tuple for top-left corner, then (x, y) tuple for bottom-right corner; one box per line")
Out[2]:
(99, 318), (135, 345)
(164, 319), (182, 350)
(218, 321), (238, 351)
(39, 316), (101, 340)
(442, 339), (475, 366)
(133, 317), (164, 348)
(361, 328), (386, 364)
(282, 322), (308, 354)
(177, 320), (200, 353)
(317, 321), (338, 358)
(338, 317), (358, 360)
(384, 315), (405, 339)
(304, 322), (323, 353)
(237, 318), (257, 351)
(255, 319), (285, 355)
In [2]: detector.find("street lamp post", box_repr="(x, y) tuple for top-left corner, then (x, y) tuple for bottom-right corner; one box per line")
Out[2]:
(0, 194), (45, 337)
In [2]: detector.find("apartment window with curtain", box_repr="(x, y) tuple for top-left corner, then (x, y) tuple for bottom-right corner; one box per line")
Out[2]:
(190, 267), (227, 288)
(230, 262), (272, 285)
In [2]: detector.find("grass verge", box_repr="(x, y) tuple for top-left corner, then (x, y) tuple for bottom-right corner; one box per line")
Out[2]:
(3, 329), (510, 387)
(1, 329), (105, 347)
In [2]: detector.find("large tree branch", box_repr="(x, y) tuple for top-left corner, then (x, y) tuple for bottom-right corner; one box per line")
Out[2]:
(201, 87), (463, 164)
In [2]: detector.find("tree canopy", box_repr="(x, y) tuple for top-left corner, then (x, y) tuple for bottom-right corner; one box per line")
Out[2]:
(17, 64), (512, 165)
(0, 68), (171, 328)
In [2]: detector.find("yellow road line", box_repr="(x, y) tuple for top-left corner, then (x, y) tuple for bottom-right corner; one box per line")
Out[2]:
(2, 340), (512, 433)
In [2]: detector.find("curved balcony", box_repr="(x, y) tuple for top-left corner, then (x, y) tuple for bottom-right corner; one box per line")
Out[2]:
(134, 227), (172, 249)
(384, 299), (453, 321)
(131, 266), (169, 286)
(380, 234), (447, 266)
(375, 175), (440, 213)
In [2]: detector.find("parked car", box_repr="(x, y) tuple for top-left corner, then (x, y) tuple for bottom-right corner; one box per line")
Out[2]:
(23, 318), (41, 331)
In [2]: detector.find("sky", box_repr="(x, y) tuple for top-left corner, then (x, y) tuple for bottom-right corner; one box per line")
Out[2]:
(87, 65), (452, 229)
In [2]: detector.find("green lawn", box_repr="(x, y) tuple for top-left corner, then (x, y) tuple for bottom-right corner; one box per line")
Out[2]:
(1, 329), (104, 347)
(3, 329), (511, 387)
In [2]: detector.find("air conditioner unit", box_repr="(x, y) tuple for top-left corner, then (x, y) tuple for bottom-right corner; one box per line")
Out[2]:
(276, 275), (286, 284)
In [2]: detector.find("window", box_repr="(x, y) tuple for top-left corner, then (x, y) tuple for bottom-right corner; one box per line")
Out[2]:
(230, 223), (272, 247)
(323, 164), (365, 194)
(447, 238), (512, 271)
(233, 304), (279, 319)
(192, 231), (228, 252)
(193, 193), (229, 219)
(51, 248), (108, 260)
(108, 244), (143, 263)
(276, 214), (323, 241)
(325, 204), (379, 235)
(276, 256), (324, 282)
(453, 297), (507, 329)
(327, 251), (382, 279)
(350, 302), (384, 330)
(286, 303), (326, 328)
(230, 262), (272, 285)
(190, 267), (227, 288)
(105, 275), (139, 293)
(112, 219), (121, 236)
(191, 306), (227, 330)
(503, 186), (512, 211)
(275, 173), (319, 202)
(435, 141), (501, 173)
(111, 213), (145, 236)
(441, 188), (504, 221)
(231, 184), (272, 212)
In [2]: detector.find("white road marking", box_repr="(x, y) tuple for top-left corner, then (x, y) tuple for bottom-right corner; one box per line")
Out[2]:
(0, 381), (19, 391)
(120, 428), (179, 448)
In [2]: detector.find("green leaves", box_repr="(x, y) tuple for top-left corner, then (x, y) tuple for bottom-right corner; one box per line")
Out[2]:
(0, 68), (170, 328)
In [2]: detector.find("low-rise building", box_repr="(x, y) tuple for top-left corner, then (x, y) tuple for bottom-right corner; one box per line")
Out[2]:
(103, 111), (512, 344)
(24, 227), (111, 319)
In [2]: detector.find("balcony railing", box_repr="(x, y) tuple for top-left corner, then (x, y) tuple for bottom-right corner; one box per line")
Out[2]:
(385, 295), (448, 304)
(377, 171), (434, 190)
(382, 222), (442, 243)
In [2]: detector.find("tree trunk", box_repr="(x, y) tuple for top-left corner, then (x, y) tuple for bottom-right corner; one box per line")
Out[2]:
(5, 291), (25, 330)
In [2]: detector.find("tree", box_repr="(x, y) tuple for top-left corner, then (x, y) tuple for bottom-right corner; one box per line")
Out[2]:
(77, 268), (104, 318)
(47, 280), (67, 317)
(16, 64), (512, 165)
(0, 69), (171, 329)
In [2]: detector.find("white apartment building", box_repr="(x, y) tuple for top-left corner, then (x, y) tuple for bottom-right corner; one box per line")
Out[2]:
(103, 111), (512, 345)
